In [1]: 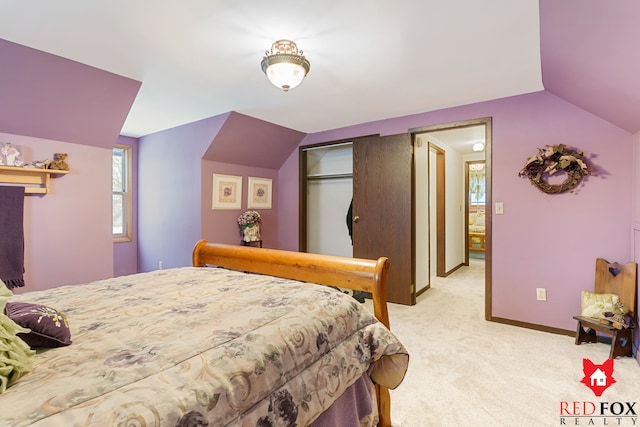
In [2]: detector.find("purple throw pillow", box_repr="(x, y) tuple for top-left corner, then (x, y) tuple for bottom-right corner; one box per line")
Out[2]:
(5, 302), (72, 348)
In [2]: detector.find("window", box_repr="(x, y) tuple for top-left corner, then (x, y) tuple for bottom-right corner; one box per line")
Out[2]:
(468, 162), (486, 206)
(113, 145), (132, 242)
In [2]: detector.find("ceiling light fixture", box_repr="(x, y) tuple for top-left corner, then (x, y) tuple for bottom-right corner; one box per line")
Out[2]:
(472, 142), (485, 152)
(261, 40), (310, 92)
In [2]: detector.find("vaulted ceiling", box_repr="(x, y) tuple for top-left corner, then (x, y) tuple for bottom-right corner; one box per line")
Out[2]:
(0, 0), (638, 143)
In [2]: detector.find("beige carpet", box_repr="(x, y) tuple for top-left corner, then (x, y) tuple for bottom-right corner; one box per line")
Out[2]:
(368, 259), (640, 426)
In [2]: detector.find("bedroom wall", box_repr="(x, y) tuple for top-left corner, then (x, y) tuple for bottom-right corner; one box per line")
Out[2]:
(632, 130), (640, 362)
(278, 148), (302, 251)
(278, 90), (634, 332)
(137, 116), (226, 273)
(201, 161), (278, 248)
(0, 132), (113, 293)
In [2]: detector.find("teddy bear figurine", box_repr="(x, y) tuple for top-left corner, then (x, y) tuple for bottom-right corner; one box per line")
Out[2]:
(48, 153), (70, 171)
(599, 301), (633, 329)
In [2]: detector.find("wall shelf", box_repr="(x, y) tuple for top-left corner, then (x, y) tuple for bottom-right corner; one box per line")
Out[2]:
(0, 166), (69, 195)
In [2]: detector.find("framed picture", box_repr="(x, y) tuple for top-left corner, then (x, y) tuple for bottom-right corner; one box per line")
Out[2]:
(212, 174), (242, 210)
(247, 177), (272, 209)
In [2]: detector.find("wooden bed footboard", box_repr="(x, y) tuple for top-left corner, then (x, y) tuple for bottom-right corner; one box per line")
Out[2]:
(192, 240), (394, 427)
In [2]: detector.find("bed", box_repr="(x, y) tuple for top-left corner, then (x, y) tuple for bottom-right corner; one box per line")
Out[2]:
(0, 240), (408, 427)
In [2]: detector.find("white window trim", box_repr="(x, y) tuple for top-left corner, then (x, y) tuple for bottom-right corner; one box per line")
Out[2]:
(113, 144), (132, 243)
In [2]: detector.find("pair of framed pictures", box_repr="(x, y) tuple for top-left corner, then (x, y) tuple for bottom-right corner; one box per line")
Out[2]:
(212, 174), (272, 210)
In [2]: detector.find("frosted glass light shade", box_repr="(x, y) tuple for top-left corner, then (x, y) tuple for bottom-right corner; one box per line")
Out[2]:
(265, 62), (307, 91)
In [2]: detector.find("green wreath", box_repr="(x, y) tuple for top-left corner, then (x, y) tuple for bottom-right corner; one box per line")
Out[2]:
(518, 144), (592, 194)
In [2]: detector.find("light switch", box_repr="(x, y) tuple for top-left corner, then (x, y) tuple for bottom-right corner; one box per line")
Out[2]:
(495, 202), (504, 215)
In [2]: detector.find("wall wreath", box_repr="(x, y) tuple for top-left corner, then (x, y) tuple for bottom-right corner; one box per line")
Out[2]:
(518, 144), (592, 194)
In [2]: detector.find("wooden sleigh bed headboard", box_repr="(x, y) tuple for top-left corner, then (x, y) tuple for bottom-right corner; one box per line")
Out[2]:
(193, 240), (391, 328)
(192, 240), (394, 426)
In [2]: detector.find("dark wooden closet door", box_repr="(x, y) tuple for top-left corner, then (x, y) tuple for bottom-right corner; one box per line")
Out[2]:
(352, 134), (414, 305)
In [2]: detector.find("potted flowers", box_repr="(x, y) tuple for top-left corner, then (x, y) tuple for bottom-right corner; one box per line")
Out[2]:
(237, 210), (262, 242)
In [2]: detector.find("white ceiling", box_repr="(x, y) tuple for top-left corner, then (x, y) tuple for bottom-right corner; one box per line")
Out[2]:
(0, 0), (543, 137)
(421, 125), (487, 154)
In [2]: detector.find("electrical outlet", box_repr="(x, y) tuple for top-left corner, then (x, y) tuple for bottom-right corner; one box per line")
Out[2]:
(536, 288), (547, 301)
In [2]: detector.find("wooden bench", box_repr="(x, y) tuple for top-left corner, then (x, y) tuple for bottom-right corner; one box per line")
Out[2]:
(573, 258), (637, 359)
(574, 316), (635, 358)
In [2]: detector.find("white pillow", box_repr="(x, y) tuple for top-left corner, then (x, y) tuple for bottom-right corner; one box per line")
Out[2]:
(581, 291), (619, 319)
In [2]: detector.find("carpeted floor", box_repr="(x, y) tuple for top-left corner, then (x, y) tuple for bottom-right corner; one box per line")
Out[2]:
(368, 259), (640, 426)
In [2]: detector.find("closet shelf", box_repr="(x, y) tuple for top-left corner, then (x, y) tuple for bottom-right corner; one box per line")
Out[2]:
(0, 165), (69, 195)
(306, 172), (353, 181)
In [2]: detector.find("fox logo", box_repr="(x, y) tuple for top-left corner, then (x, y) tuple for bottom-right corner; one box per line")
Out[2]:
(580, 358), (616, 396)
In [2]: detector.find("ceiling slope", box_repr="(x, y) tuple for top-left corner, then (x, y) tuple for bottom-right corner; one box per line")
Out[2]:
(202, 112), (306, 169)
(0, 39), (141, 148)
(540, 0), (640, 134)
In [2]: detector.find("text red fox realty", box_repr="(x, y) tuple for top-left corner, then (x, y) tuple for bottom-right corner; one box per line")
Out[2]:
(560, 401), (637, 425)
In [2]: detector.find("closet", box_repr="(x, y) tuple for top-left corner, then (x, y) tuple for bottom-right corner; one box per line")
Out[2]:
(301, 142), (353, 258)
(300, 134), (414, 305)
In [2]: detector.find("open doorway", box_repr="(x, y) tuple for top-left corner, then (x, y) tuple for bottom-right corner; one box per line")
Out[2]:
(412, 118), (491, 319)
(467, 161), (486, 261)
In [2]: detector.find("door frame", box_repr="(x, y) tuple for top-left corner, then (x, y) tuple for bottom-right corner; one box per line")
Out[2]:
(410, 117), (493, 320)
(429, 143), (446, 278)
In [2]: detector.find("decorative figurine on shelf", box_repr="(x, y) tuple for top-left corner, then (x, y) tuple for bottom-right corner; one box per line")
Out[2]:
(0, 142), (24, 167)
(48, 153), (70, 171)
(237, 210), (262, 243)
(30, 159), (51, 169)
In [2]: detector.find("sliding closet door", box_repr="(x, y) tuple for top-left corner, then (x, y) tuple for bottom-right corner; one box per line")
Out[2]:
(352, 134), (414, 305)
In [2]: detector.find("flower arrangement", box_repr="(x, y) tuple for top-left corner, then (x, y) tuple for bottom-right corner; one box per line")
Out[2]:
(518, 144), (592, 194)
(237, 210), (262, 228)
(238, 210), (262, 242)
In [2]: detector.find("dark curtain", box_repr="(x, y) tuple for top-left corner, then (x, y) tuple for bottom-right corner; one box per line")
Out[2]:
(0, 186), (25, 289)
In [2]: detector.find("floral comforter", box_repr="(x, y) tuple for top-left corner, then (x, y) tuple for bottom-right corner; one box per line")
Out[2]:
(2, 267), (408, 426)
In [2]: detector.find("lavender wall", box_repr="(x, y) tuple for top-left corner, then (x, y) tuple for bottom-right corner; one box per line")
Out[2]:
(277, 148), (302, 251)
(201, 161), (278, 247)
(137, 115), (227, 272)
(113, 135), (139, 277)
(632, 130), (640, 362)
(1, 132), (113, 294)
(278, 91), (634, 332)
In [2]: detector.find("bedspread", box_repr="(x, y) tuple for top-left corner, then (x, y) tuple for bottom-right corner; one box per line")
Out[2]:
(2, 267), (408, 426)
